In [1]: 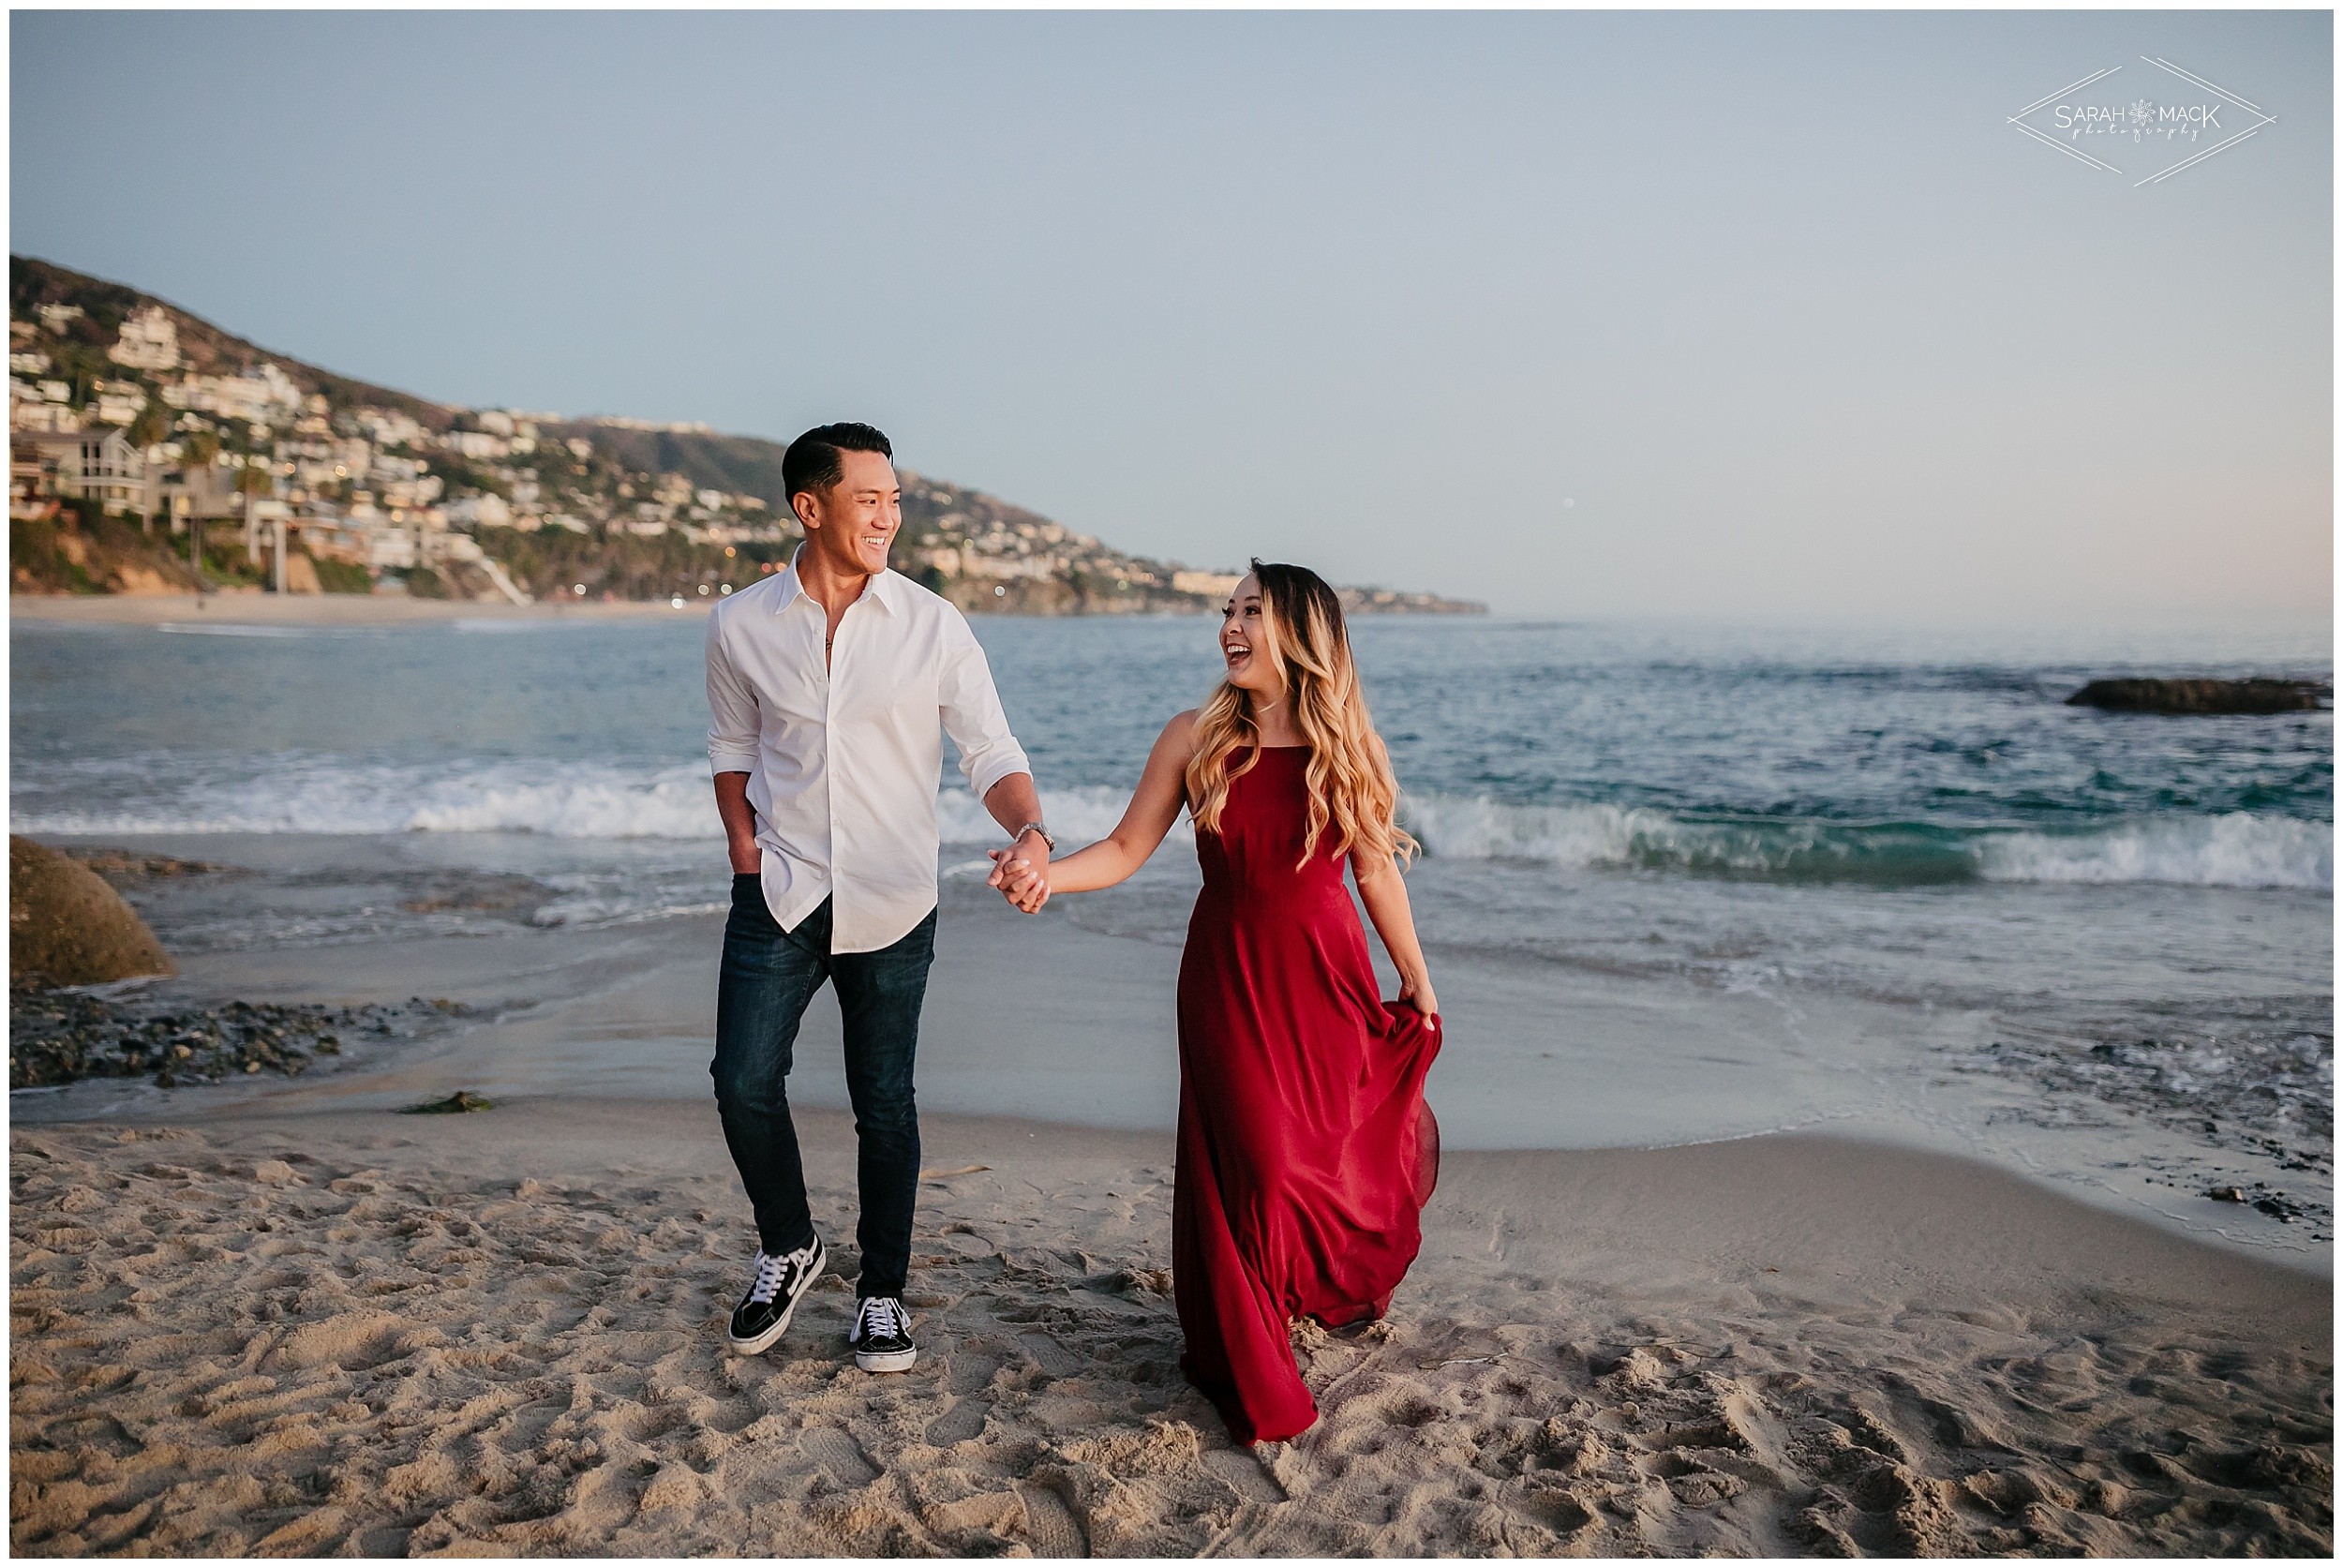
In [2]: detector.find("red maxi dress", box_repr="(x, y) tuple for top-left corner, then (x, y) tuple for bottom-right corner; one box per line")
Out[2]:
(1172, 745), (1442, 1444)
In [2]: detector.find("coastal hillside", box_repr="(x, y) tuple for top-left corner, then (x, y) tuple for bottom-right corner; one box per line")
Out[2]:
(9, 256), (1484, 615)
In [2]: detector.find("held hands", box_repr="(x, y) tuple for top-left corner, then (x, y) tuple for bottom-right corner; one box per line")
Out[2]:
(987, 832), (1052, 914)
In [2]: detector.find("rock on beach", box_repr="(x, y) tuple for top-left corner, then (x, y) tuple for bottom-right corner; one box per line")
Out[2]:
(8, 835), (175, 987)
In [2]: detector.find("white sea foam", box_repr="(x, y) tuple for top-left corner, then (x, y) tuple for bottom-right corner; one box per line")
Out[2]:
(18, 763), (1183, 850)
(935, 785), (1190, 846)
(1402, 795), (2332, 889)
(155, 622), (335, 639)
(15, 759), (2323, 887)
(1974, 813), (2333, 890)
(1403, 796), (1675, 871)
(1400, 795), (1885, 877)
(402, 773), (717, 837)
(532, 896), (730, 928)
(14, 761), (722, 840)
(453, 619), (561, 634)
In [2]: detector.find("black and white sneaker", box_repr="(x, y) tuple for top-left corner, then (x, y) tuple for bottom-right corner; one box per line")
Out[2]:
(847, 1294), (918, 1373)
(726, 1237), (825, 1354)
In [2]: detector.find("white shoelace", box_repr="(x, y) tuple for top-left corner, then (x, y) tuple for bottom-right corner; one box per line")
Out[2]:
(745, 1252), (788, 1306)
(857, 1295), (907, 1342)
(746, 1241), (815, 1306)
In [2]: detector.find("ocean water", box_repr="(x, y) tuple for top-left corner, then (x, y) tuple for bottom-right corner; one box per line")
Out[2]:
(10, 610), (2333, 1260)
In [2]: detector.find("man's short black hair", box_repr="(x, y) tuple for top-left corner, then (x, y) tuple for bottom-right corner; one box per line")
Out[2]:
(783, 423), (893, 502)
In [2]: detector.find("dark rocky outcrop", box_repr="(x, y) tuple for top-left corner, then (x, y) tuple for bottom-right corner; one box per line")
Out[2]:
(9, 835), (175, 987)
(2066, 679), (2331, 715)
(10, 989), (463, 1091)
(402, 1090), (496, 1114)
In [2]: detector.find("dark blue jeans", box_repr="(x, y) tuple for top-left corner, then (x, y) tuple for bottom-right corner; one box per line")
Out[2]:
(711, 880), (935, 1300)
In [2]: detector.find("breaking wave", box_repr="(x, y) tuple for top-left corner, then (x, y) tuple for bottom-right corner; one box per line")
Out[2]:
(13, 760), (723, 840)
(1972, 814), (2332, 889)
(13, 757), (1177, 849)
(12, 755), (2325, 888)
(934, 785), (1192, 846)
(1400, 796), (2330, 889)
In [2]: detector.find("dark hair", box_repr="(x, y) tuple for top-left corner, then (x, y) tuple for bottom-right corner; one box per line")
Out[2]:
(783, 422), (893, 501)
(1250, 557), (1350, 661)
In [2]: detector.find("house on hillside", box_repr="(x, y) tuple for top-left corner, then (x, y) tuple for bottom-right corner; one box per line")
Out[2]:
(304, 511), (416, 572)
(92, 381), (148, 426)
(10, 379), (79, 434)
(10, 442), (55, 520)
(157, 460), (246, 524)
(162, 363), (304, 426)
(354, 409), (429, 449)
(441, 429), (508, 461)
(19, 428), (151, 517)
(444, 494), (511, 530)
(107, 306), (182, 372)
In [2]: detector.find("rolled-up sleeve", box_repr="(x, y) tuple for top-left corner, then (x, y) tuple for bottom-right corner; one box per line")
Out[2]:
(938, 615), (1031, 801)
(706, 610), (762, 776)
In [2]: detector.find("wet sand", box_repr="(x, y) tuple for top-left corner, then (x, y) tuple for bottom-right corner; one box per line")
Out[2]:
(9, 1095), (2331, 1556)
(7, 827), (2334, 1555)
(17, 833), (2329, 1272)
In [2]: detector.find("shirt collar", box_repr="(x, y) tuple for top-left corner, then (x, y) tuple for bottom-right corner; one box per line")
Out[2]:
(772, 549), (902, 617)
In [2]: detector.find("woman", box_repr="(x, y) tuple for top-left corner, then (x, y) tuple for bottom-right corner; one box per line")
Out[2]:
(990, 560), (1442, 1444)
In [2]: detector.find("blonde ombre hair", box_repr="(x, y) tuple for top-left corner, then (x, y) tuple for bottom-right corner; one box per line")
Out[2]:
(1185, 560), (1418, 873)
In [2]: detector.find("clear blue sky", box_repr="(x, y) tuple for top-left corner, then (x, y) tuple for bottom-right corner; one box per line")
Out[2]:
(12, 9), (2331, 621)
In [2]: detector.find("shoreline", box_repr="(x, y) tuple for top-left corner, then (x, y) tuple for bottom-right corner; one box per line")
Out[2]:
(12, 590), (2334, 639)
(9, 825), (2329, 1275)
(10, 1096), (2329, 1555)
(8, 590), (694, 627)
(7, 591), (1247, 629)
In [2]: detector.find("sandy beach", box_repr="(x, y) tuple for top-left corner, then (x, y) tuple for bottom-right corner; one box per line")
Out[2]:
(9, 1090), (2331, 1557)
(9, 617), (2333, 1556)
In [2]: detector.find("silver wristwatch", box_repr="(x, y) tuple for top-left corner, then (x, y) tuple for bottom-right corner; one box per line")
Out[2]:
(1012, 821), (1056, 852)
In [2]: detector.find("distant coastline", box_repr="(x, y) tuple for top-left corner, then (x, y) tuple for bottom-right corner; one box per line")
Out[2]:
(5, 576), (1485, 621)
(7, 590), (682, 627)
(10, 255), (1485, 617)
(4, 590), (1277, 629)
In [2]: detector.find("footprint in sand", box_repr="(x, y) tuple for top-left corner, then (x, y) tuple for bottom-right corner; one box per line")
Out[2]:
(923, 1399), (991, 1446)
(1202, 1447), (1286, 1505)
(799, 1426), (879, 1487)
(1017, 1333), (1083, 1379)
(1018, 1482), (1087, 1557)
(947, 1354), (1001, 1396)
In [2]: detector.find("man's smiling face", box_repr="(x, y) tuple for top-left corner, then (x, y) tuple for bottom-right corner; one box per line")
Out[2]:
(802, 449), (902, 576)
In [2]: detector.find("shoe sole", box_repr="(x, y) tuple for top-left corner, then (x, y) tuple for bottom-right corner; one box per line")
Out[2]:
(854, 1345), (918, 1373)
(726, 1249), (824, 1355)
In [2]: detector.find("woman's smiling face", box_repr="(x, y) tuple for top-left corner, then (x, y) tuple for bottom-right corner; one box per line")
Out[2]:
(1218, 574), (1279, 696)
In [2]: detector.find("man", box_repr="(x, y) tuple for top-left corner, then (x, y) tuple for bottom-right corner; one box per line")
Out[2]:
(706, 421), (1052, 1372)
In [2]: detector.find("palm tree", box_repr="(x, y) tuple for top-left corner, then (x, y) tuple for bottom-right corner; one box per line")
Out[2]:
(237, 459), (275, 565)
(127, 400), (170, 533)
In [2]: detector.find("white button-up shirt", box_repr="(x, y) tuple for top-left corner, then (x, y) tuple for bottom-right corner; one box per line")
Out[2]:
(706, 561), (1031, 953)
